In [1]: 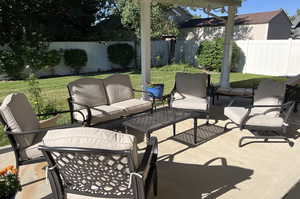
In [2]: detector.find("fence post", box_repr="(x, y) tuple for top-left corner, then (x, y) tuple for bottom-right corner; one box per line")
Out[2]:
(285, 39), (293, 76)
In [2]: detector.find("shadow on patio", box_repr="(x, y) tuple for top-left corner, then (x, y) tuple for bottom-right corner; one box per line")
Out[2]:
(157, 158), (253, 199)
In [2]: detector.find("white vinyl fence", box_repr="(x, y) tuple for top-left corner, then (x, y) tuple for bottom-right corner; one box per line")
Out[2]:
(236, 40), (300, 76)
(173, 39), (300, 77)
(38, 41), (170, 76)
(2, 40), (299, 78)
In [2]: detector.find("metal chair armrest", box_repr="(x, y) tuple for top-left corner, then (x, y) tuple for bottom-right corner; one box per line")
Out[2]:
(240, 102), (295, 127)
(68, 100), (93, 126)
(5, 129), (48, 136)
(136, 137), (158, 177)
(5, 122), (81, 136)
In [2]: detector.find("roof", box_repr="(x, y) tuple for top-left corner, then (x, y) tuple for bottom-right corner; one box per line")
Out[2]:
(181, 9), (284, 28)
(292, 15), (300, 28)
(169, 7), (193, 18)
(138, 0), (241, 9)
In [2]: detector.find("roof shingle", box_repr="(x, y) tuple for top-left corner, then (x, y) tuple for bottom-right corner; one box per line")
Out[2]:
(181, 10), (284, 28)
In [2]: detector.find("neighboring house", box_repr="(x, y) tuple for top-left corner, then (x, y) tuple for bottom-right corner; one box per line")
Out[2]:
(179, 9), (292, 41)
(291, 15), (300, 39)
(167, 7), (193, 25)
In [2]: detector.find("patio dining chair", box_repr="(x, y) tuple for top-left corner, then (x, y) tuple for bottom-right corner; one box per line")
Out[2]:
(167, 72), (211, 143)
(224, 79), (295, 147)
(39, 127), (158, 199)
(0, 93), (74, 167)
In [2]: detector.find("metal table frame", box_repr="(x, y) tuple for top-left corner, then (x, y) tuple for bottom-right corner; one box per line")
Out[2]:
(123, 107), (208, 144)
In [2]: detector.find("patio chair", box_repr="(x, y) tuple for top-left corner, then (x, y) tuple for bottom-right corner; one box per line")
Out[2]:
(0, 93), (71, 167)
(39, 127), (158, 199)
(224, 79), (295, 147)
(285, 74), (300, 112)
(168, 72), (211, 143)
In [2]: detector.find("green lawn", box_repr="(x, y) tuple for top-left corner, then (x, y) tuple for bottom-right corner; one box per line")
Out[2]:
(0, 64), (287, 146)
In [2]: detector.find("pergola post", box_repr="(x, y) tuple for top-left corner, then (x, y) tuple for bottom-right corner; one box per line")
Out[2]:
(140, 0), (152, 99)
(220, 6), (237, 88)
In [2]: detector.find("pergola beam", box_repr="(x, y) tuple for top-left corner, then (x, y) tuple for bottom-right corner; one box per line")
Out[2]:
(156, 0), (241, 8)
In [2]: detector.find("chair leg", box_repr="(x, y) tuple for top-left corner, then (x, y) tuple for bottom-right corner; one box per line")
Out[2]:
(194, 118), (197, 144)
(153, 166), (158, 196)
(239, 136), (294, 147)
(294, 102), (298, 113)
(224, 122), (235, 130)
(206, 113), (210, 125)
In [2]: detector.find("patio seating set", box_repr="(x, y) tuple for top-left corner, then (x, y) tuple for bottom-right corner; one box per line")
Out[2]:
(0, 73), (299, 199)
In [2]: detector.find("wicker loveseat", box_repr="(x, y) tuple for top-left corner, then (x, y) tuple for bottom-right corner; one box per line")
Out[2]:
(67, 74), (153, 126)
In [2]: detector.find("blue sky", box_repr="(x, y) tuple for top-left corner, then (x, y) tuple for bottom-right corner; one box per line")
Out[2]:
(239, 0), (298, 16)
(189, 0), (299, 17)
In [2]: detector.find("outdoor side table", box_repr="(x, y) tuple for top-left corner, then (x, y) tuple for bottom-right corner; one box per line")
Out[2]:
(122, 107), (192, 142)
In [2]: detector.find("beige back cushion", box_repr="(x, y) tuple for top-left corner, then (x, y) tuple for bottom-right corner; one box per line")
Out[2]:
(68, 78), (108, 109)
(104, 74), (134, 104)
(43, 127), (139, 168)
(175, 73), (208, 98)
(0, 93), (40, 148)
(253, 79), (286, 116)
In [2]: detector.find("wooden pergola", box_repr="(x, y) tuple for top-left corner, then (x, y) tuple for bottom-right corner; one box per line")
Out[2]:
(138, 0), (242, 97)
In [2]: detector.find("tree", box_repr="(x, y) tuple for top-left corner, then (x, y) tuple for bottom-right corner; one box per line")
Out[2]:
(0, 0), (101, 78)
(289, 9), (300, 22)
(116, 0), (179, 39)
(0, 0), (53, 76)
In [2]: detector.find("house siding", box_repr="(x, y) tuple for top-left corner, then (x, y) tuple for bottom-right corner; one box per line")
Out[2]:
(179, 23), (269, 41)
(267, 12), (292, 39)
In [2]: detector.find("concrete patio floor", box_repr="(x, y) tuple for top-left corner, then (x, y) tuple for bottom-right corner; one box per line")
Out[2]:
(1, 100), (300, 199)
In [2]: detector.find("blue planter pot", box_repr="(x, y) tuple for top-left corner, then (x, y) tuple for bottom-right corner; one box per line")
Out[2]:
(146, 84), (164, 98)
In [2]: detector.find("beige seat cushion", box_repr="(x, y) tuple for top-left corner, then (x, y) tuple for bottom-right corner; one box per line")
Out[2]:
(74, 105), (125, 125)
(224, 106), (284, 128)
(111, 99), (152, 115)
(21, 141), (43, 160)
(104, 74), (134, 104)
(224, 106), (248, 125)
(42, 127), (139, 168)
(68, 78), (108, 110)
(175, 72), (208, 98)
(172, 95), (208, 111)
(245, 115), (284, 128)
(0, 93), (40, 149)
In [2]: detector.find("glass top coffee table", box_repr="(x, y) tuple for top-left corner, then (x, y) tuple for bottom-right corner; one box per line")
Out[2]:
(123, 107), (194, 143)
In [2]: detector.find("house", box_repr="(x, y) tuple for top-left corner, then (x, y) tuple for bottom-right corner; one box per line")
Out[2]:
(179, 9), (292, 41)
(167, 7), (193, 24)
(291, 15), (300, 39)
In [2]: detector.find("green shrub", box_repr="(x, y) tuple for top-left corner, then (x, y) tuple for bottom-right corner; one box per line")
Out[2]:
(0, 49), (25, 79)
(27, 74), (59, 119)
(64, 49), (87, 74)
(44, 50), (61, 75)
(107, 43), (135, 68)
(196, 38), (240, 72)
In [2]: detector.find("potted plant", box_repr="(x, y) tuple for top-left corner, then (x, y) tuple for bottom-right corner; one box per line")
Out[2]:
(146, 83), (164, 99)
(0, 165), (22, 198)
